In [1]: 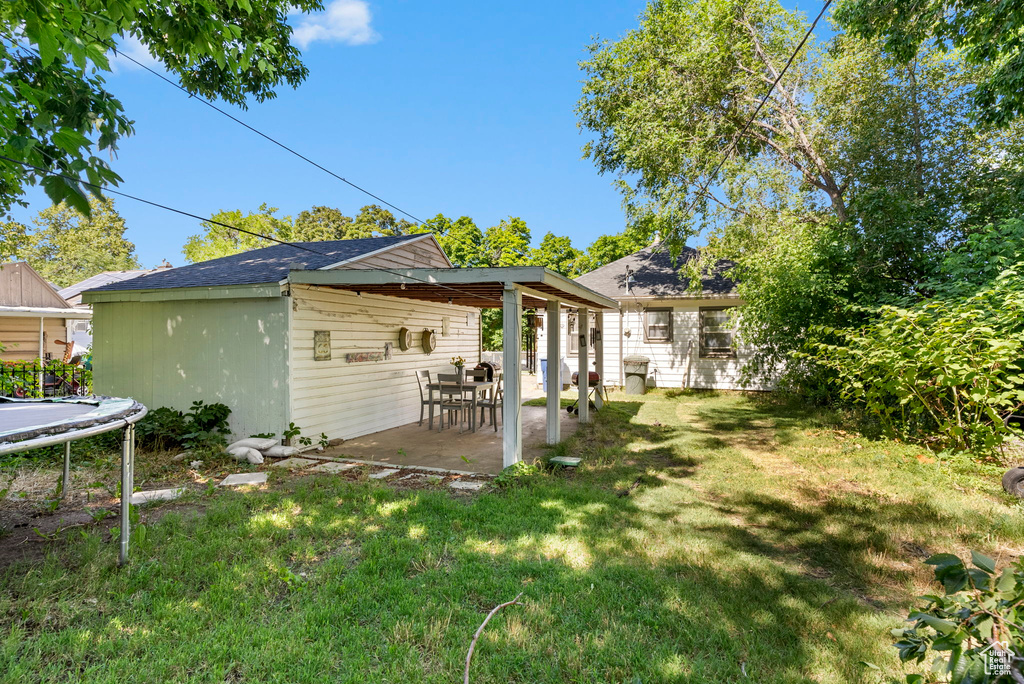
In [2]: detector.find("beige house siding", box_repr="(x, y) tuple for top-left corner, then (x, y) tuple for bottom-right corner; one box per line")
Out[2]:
(91, 296), (291, 438)
(344, 236), (451, 270)
(288, 284), (481, 441)
(0, 317), (67, 362)
(538, 298), (773, 391)
(0, 262), (69, 308)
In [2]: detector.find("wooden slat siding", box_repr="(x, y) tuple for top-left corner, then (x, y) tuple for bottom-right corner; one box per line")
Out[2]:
(0, 263), (70, 308)
(91, 297), (290, 438)
(536, 298), (775, 391)
(344, 239), (451, 270)
(0, 317), (66, 361)
(289, 284), (481, 440)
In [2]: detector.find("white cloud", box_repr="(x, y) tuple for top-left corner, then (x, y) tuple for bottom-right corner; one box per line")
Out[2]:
(110, 35), (161, 72)
(290, 0), (379, 49)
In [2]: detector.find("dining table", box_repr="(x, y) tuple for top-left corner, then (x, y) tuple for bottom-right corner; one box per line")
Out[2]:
(426, 380), (494, 433)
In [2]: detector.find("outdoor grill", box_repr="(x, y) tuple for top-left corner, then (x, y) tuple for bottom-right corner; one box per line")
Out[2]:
(475, 361), (501, 381)
(570, 371), (601, 387)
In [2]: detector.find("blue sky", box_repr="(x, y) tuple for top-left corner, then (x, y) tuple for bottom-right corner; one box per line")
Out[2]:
(11, 0), (828, 268)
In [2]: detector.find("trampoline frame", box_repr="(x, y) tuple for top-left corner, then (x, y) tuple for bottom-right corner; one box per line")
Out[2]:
(0, 398), (148, 565)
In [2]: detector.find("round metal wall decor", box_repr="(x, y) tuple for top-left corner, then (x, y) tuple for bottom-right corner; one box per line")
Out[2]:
(421, 329), (437, 354)
(397, 327), (413, 351)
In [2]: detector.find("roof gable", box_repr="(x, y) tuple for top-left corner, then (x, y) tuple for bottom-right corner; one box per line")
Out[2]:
(88, 234), (429, 293)
(0, 262), (71, 309)
(574, 244), (736, 299)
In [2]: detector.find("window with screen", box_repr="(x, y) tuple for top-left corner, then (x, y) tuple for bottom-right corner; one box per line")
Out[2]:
(643, 308), (672, 343)
(700, 307), (736, 358)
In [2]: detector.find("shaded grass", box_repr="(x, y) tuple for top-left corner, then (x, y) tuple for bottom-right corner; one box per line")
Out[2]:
(3, 390), (1023, 682)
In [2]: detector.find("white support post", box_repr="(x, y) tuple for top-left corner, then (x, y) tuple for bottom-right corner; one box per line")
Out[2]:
(546, 299), (561, 445)
(119, 424), (133, 566)
(578, 307), (590, 424)
(594, 311), (604, 399)
(502, 284), (523, 468)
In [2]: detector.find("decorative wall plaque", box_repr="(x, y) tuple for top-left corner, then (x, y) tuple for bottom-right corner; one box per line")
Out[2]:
(313, 331), (331, 361)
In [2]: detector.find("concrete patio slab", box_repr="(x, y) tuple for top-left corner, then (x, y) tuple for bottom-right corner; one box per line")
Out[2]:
(270, 457), (318, 470)
(310, 462), (359, 474)
(218, 472), (268, 487)
(131, 487), (186, 504)
(369, 468), (400, 480)
(320, 396), (578, 476)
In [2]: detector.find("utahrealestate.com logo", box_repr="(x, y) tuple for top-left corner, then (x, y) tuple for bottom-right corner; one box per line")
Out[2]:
(981, 641), (1013, 676)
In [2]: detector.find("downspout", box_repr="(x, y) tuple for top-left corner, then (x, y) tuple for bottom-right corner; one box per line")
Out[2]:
(618, 308), (624, 386)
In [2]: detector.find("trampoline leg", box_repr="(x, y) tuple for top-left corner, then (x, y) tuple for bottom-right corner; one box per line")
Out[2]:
(119, 424), (133, 566)
(60, 442), (71, 499)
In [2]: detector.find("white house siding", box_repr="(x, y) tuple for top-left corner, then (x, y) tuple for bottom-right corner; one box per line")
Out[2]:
(0, 316), (67, 362)
(537, 298), (773, 391)
(288, 285), (482, 441)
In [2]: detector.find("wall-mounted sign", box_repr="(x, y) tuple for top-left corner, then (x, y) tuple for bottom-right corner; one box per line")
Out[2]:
(442, 316), (450, 337)
(346, 351), (385, 363)
(313, 331), (331, 361)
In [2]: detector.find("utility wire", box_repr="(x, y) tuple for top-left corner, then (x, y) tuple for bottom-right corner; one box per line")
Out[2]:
(76, 27), (424, 224)
(645, 0), (833, 262)
(0, 153), (507, 305)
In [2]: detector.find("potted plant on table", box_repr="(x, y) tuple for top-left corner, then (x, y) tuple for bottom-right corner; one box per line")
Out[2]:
(451, 355), (467, 374)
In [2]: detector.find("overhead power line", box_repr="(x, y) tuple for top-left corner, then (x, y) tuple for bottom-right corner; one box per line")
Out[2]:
(77, 27), (425, 225)
(646, 0), (834, 261)
(0, 152), (505, 305)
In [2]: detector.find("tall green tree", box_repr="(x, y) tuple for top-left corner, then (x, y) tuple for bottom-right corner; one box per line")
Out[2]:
(421, 214), (484, 267)
(530, 232), (583, 276)
(287, 206), (353, 242)
(182, 204), (291, 263)
(834, 0), (1024, 127)
(0, 216), (31, 262)
(482, 217), (531, 267)
(577, 231), (648, 271)
(23, 196), (139, 287)
(0, 0), (321, 215)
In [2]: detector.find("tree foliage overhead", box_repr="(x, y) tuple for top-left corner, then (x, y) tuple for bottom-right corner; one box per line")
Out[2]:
(834, 0), (1024, 128)
(0, 0), (321, 215)
(3, 196), (140, 288)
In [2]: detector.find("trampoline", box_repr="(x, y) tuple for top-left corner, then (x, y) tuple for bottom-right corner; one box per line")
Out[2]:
(0, 396), (148, 565)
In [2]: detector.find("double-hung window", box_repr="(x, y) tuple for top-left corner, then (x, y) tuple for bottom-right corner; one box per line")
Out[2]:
(643, 308), (672, 343)
(699, 307), (736, 358)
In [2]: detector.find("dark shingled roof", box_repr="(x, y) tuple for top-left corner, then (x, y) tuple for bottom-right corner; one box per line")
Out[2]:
(574, 244), (737, 299)
(89, 235), (425, 292)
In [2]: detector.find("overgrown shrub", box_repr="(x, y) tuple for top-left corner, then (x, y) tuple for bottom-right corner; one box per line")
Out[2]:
(811, 223), (1024, 452)
(136, 400), (231, 452)
(494, 461), (542, 488)
(893, 552), (1023, 683)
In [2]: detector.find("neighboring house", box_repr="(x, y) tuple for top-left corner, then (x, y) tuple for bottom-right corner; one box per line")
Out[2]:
(538, 244), (770, 391)
(0, 262), (91, 362)
(83, 234), (478, 439)
(59, 265), (172, 348)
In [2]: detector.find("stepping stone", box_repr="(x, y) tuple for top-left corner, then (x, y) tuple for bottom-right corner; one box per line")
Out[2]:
(270, 457), (318, 470)
(368, 468), (400, 480)
(449, 480), (485, 491)
(218, 472), (268, 487)
(310, 462), (358, 474)
(130, 487), (186, 504)
(550, 456), (582, 467)
(397, 473), (428, 481)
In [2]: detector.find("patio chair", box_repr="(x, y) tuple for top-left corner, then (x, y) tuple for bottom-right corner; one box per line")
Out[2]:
(436, 373), (468, 432)
(415, 370), (440, 428)
(465, 368), (487, 382)
(478, 372), (503, 431)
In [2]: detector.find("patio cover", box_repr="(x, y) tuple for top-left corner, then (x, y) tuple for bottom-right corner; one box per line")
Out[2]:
(287, 266), (619, 469)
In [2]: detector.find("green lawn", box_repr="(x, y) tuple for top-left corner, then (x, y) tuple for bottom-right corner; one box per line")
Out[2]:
(3, 390), (1023, 683)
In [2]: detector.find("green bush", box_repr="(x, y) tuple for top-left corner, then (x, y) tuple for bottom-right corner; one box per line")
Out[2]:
(893, 552), (1023, 683)
(136, 400), (231, 452)
(811, 223), (1024, 452)
(494, 460), (542, 488)
(0, 359), (92, 398)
